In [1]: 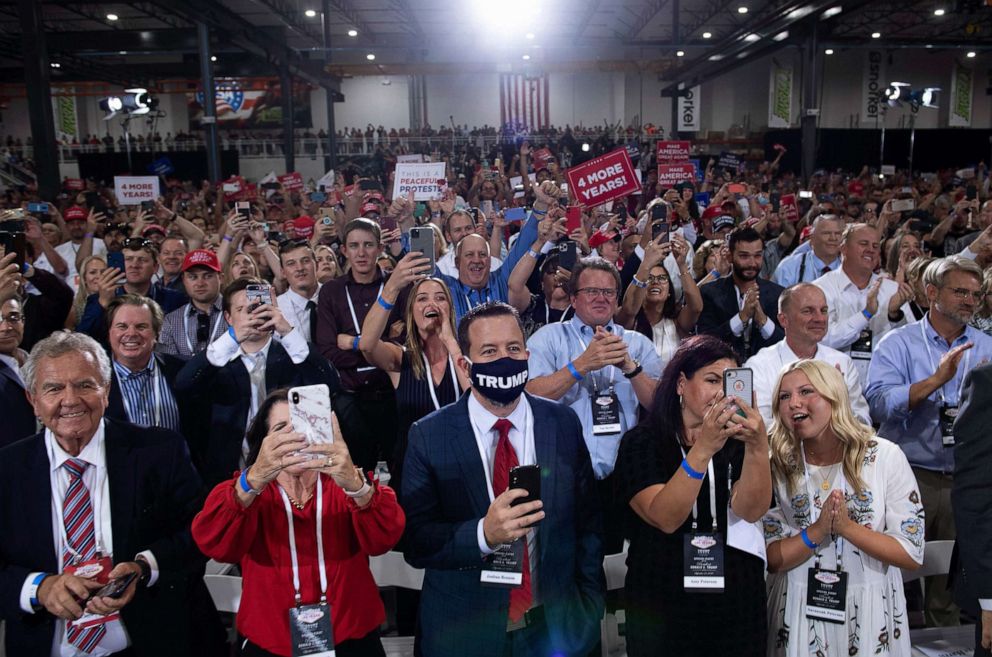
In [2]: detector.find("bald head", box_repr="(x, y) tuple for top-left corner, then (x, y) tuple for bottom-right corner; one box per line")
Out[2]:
(779, 283), (829, 347)
(456, 233), (491, 289)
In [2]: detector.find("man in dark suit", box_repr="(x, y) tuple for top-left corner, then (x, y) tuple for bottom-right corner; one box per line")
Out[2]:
(697, 226), (785, 360)
(0, 294), (36, 447)
(0, 330), (223, 657)
(175, 277), (347, 486)
(402, 302), (604, 657)
(953, 362), (992, 656)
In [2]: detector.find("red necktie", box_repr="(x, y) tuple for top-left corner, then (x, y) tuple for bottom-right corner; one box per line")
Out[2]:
(491, 418), (533, 623)
(62, 458), (106, 652)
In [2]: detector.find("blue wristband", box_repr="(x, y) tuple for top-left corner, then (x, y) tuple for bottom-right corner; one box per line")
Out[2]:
(239, 468), (261, 495)
(352, 335), (361, 351)
(227, 326), (239, 344)
(862, 308), (873, 320)
(681, 458), (705, 480)
(377, 296), (394, 311)
(29, 572), (46, 608)
(566, 361), (584, 381)
(531, 208), (547, 216)
(800, 527), (819, 550)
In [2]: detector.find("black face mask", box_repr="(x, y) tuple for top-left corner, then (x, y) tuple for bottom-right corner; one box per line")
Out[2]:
(468, 356), (529, 405)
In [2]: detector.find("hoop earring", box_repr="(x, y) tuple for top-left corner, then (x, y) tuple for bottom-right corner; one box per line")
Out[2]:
(679, 393), (684, 409)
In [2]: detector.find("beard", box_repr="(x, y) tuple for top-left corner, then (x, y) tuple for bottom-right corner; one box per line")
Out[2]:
(733, 262), (759, 281)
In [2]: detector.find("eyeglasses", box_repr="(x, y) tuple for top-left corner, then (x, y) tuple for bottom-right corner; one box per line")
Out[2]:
(946, 287), (983, 302)
(0, 312), (23, 325)
(576, 287), (618, 300)
(646, 274), (670, 284)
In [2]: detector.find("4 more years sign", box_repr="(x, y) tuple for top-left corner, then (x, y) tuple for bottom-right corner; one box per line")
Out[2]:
(566, 148), (641, 207)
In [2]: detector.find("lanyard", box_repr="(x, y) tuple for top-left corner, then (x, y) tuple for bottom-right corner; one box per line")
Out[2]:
(123, 360), (163, 427)
(569, 323), (616, 391)
(421, 351), (457, 412)
(920, 320), (970, 406)
(278, 477), (329, 606)
(677, 443), (718, 533)
(184, 304), (223, 355)
(545, 302), (572, 325)
(800, 442), (846, 571)
(48, 447), (108, 565)
(346, 282), (383, 334)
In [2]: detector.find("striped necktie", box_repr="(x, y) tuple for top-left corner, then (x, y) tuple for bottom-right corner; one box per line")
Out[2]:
(62, 458), (107, 652)
(492, 419), (533, 623)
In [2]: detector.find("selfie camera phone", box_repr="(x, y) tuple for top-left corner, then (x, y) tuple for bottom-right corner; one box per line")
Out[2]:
(723, 368), (753, 416)
(236, 201), (251, 220)
(27, 202), (49, 214)
(288, 384), (334, 445)
(509, 463), (541, 509)
(93, 572), (138, 600)
(559, 240), (577, 271)
(409, 226), (435, 274)
(652, 221), (671, 244)
(651, 204), (668, 222)
(245, 284), (272, 312)
(0, 230), (26, 270)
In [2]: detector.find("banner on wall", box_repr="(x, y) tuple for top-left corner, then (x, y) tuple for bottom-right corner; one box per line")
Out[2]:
(862, 51), (886, 126)
(949, 61), (974, 128)
(677, 84), (700, 132)
(52, 91), (78, 139)
(768, 62), (792, 128)
(187, 78), (312, 130)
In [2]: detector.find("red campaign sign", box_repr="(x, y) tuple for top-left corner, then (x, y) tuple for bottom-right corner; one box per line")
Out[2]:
(278, 172), (304, 192)
(220, 176), (246, 201)
(566, 148), (641, 207)
(657, 164), (696, 189)
(64, 178), (85, 191)
(780, 193), (799, 223)
(532, 148), (556, 168)
(656, 140), (691, 164)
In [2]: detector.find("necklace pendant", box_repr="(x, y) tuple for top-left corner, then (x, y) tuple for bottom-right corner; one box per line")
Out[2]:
(821, 480), (831, 491)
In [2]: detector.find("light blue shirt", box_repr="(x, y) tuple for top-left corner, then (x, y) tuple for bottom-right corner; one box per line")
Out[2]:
(772, 250), (841, 288)
(866, 314), (992, 473)
(527, 316), (663, 479)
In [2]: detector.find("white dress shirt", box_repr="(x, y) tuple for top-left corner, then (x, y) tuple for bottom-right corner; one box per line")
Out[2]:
(813, 268), (911, 352)
(19, 421), (159, 657)
(744, 340), (872, 430)
(728, 284), (776, 339)
(276, 284), (321, 343)
(437, 250), (503, 278)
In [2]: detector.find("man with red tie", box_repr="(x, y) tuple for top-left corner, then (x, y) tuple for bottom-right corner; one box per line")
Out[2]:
(401, 302), (604, 657)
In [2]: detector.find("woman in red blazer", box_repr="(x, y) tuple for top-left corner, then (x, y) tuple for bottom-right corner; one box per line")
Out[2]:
(192, 388), (405, 657)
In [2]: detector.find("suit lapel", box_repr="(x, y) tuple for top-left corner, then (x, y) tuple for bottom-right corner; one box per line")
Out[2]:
(25, 437), (58, 572)
(104, 421), (137, 559)
(528, 395), (557, 562)
(0, 360), (23, 390)
(450, 394), (493, 517)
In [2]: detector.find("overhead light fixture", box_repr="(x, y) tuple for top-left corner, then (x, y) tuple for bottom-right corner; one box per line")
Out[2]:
(773, 30), (789, 41)
(526, 32), (535, 39)
(522, 54), (531, 60)
(821, 6), (843, 18)
(709, 54), (724, 61)
(676, 50), (685, 57)
(99, 88), (158, 120)
(210, 55), (217, 62)
(347, 29), (358, 37)
(366, 53), (376, 60)
(884, 82), (940, 109)
(871, 31), (881, 38)
(884, 81), (909, 105)
(743, 33), (760, 42)
(50, 62), (61, 68)
(934, 8), (945, 15)
(106, 13), (119, 21)
(738, 6), (748, 13)
(825, 48), (834, 55)
(967, 51), (977, 58)
(472, 0), (541, 30)
(304, 9), (317, 17)
(788, 6), (813, 19)
(702, 31), (713, 39)
(581, 143), (590, 152)
(119, 50), (127, 55)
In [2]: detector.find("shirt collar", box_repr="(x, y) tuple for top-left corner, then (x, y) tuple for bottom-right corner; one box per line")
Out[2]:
(113, 355), (156, 378)
(838, 267), (877, 292)
(923, 313), (973, 346)
(187, 297), (223, 316)
(568, 314), (617, 336)
(239, 337), (273, 363)
(45, 420), (107, 474)
(467, 392), (530, 444)
(285, 284), (321, 306)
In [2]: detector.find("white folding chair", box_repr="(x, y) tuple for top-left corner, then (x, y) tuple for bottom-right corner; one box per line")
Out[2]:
(203, 574), (242, 614)
(204, 559), (236, 576)
(371, 552), (422, 657)
(901, 540), (975, 656)
(601, 543), (629, 657)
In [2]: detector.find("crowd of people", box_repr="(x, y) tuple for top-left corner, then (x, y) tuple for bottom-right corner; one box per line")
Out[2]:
(2, 134), (992, 657)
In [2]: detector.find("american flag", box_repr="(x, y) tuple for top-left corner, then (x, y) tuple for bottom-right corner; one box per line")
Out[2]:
(500, 74), (549, 131)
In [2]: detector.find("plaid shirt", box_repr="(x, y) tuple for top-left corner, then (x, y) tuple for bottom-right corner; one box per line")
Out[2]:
(158, 297), (227, 360)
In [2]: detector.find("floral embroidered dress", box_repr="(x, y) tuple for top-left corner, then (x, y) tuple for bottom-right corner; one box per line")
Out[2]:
(762, 437), (925, 657)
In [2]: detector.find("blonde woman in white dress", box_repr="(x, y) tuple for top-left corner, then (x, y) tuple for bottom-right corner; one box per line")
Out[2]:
(762, 359), (924, 657)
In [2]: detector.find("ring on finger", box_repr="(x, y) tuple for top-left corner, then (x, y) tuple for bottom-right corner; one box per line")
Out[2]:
(327, 456), (334, 468)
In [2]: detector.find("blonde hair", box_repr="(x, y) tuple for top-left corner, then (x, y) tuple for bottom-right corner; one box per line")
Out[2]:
(73, 255), (107, 319)
(769, 359), (872, 496)
(403, 277), (457, 381)
(978, 267), (992, 319)
(224, 251), (259, 286)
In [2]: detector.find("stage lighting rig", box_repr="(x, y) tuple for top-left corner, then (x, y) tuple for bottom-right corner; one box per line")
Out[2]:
(99, 88), (158, 120)
(884, 82), (940, 110)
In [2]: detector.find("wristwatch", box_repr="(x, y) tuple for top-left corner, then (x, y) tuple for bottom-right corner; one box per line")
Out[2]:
(623, 359), (643, 379)
(135, 558), (152, 586)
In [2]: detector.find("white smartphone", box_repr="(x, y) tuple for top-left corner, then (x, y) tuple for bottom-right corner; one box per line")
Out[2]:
(288, 384), (334, 445)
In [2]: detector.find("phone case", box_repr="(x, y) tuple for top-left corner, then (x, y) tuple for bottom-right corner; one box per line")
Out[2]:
(509, 464), (541, 506)
(288, 384), (334, 444)
(723, 368), (753, 405)
(409, 228), (435, 272)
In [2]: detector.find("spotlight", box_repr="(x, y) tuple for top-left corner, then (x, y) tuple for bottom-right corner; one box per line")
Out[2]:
(366, 53), (376, 60)
(884, 81), (909, 105)
(50, 62), (61, 68)
(347, 29), (358, 37)
(871, 31), (881, 38)
(934, 8), (945, 15)
(522, 54), (531, 60)
(884, 82), (941, 109)
(526, 33), (535, 39)
(304, 9), (317, 17)
(106, 13), (118, 21)
(821, 6), (843, 18)
(738, 6), (748, 13)
(825, 48), (834, 55)
(702, 31), (713, 39)
(210, 55), (217, 62)
(676, 50), (685, 57)
(967, 51), (977, 58)
(581, 143), (590, 152)
(99, 88), (157, 120)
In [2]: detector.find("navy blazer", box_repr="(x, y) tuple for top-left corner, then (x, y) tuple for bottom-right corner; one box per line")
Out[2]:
(0, 360), (35, 449)
(401, 393), (604, 657)
(0, 419), (223, 657)
(697, 275), (785, 360)
(106, 352), (192, 437)
(174, 340), (349, 486)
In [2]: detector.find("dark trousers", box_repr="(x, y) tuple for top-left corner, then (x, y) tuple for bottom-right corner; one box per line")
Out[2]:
(501, 616), (551, 657)
(351, 394), (398, 473)
(597, 473), (624, 555)
(238, 629), (386, 657)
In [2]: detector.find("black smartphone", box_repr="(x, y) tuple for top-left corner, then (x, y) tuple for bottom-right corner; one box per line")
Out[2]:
(770, 191), (781, 212)
(261, 182), (281, 190)
(140, 200), (155, 212)
(651, 203), (668, 221)
(617, 204), (628, 221)
(0, 230), (26, 270)
(27, 202), (49, 214)
(236, 201), (251, 220)
(967, 185), (978, 201)
(409, 226), (435, 274)
(559, 240), (577, 271)
(359, 179), (383, 192)
(652, 221), (670, 243)
(106, 250), (125, 271)
(92, 572), (138, 600)
(509, 464), (541, 507)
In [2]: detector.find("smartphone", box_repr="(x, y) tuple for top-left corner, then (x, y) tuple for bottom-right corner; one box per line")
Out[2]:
(288, 384), (334, 445)
(236, 201), (251, 220)
(222, 183), (239, 193)
(140, 200), (155, 212)
(559, 240), (577, 271)
(359, 179), (383, 192)
(261, 181), (281, 190)
(770, 191), (781, 212)
(504, 207), (528, 222)
(652, 221), (670, 243)
(967, 185), (977, 201)
(617, 204), (628, 221)
(27, 202), (49, 214)
(92, 572), (138, 600)
(480, 200), (494, 217)
(0, 230), (26, 270)
(106, 250), (125, 272)
(650, 204), (668, 222)
(560, 183), (569, 200)
(409, 226), (435, 274)
(509, 464), (541, 509)
(319, 207), (334, 221)
(728, 183), (747, 195)
(891, 198), (916, 213)
(901, 186), (913, 194)
(379, 215), (398, 232)
(311, 191), (327, 203)
(467, 207), (480, 226)
(723, 368), (753, 414)
(798, 190), (814, 199)
(245, 283), (272, 312)
(565, 206), (583, 233)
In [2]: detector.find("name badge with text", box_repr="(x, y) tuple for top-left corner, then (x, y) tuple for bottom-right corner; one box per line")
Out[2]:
(288, 602), (335, 657)
(806, 568), (848, 623)
(481, 540), (525, 587)
(683, 532), (725, 593)
(592, 390), (622, 435)
(939, 405), (958, 446)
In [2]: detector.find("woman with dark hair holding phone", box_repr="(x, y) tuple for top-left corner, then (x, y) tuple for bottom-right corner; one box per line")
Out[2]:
(614, 334), (772, 657)
(763, 359), (923, 657)
(358, 251), (470, 494)
(192, 388), (405, 657)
